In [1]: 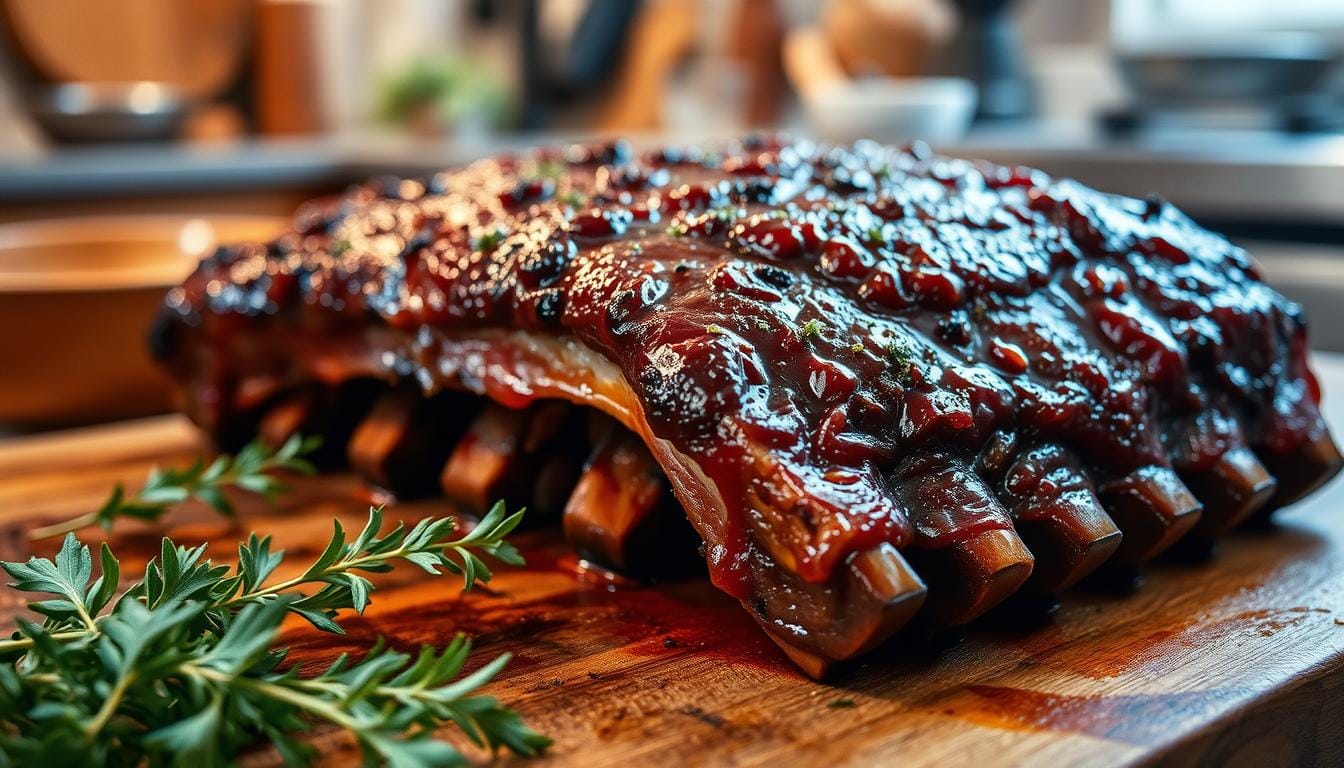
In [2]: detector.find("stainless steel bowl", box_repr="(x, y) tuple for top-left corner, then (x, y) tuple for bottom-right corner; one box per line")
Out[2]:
(27, 82), (188, 143)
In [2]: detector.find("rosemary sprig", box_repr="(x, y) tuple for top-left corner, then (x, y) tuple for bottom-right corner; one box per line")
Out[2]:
(28, 435), (321, 542)
(0, 503), (547, 766)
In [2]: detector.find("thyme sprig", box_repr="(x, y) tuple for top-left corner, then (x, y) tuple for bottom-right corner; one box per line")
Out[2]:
(29, 435), (321, 542)
(0, 502), (545, 766)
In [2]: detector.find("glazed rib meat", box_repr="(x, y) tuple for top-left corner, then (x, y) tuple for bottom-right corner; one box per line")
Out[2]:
(152, 136), (1342, 675)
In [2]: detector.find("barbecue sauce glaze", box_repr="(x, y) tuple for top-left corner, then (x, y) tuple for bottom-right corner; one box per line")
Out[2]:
(158, 136), (1331, 599)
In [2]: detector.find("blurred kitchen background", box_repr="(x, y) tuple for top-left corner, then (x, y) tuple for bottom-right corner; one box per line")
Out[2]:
(2, 0), (1344, 432)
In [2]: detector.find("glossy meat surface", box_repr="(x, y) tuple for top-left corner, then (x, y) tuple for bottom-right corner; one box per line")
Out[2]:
(155, 137), (1341, 668)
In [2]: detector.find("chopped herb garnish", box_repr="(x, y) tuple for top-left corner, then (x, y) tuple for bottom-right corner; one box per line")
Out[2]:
(850, 341), (865, 353)
(473, 228), (506, 252)
(827, 699), (857, 709)
(706, 324), (725, 335)
(800, 319), (825, 342)
(330, 239), (351, 255)
(666, 223), (688, 237)
(887, 340), (917, 385)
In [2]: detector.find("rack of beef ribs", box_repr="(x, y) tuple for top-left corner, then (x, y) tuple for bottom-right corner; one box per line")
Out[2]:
(152, 136), (1342, 677)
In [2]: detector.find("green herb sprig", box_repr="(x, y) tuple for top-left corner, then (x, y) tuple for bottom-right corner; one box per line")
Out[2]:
(28, 435), (321, 542)
(0, 502), (547, 766)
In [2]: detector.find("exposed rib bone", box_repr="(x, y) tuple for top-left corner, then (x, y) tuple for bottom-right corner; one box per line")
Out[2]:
(562, 430), (672, 571)
(257, 381), (381, 467)
(1166, 405), (1276, 535)
(748, 543), (926, 670)
(257, 391), (315, 449)
(1258, 429), (1344, 513)
(1183, 446), (1277, 535)
(895, 453), (1034, 624)
(438, 404), (531, 514)
(439, 401), (576, 515)
(909, 529), (1035, 625)
(1099, 466), (1202, 562)
(347, 389), (466, 497)
(995, 444), (1122, 592)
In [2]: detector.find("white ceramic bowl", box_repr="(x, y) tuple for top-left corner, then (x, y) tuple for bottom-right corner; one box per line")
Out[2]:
(802, 77), (978, 145)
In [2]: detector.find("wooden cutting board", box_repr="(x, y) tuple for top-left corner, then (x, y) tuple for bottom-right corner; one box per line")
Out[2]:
(4, 357), (1344, 767)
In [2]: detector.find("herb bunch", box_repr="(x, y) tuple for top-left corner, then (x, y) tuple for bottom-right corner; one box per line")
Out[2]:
(0, 502), (549, 766)
(29, 435), (322, 541)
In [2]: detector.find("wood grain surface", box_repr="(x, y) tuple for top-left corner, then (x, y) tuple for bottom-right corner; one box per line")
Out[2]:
(4, 357), (1344, 767)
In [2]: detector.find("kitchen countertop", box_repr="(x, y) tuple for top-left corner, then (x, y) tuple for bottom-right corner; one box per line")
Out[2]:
(0, 135), (474, 202)
(958, 123), (1344, 232)
(4, 125), (1344, 233)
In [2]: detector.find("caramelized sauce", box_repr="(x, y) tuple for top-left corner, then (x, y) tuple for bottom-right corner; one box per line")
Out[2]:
(158, 136), (1330, 600)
